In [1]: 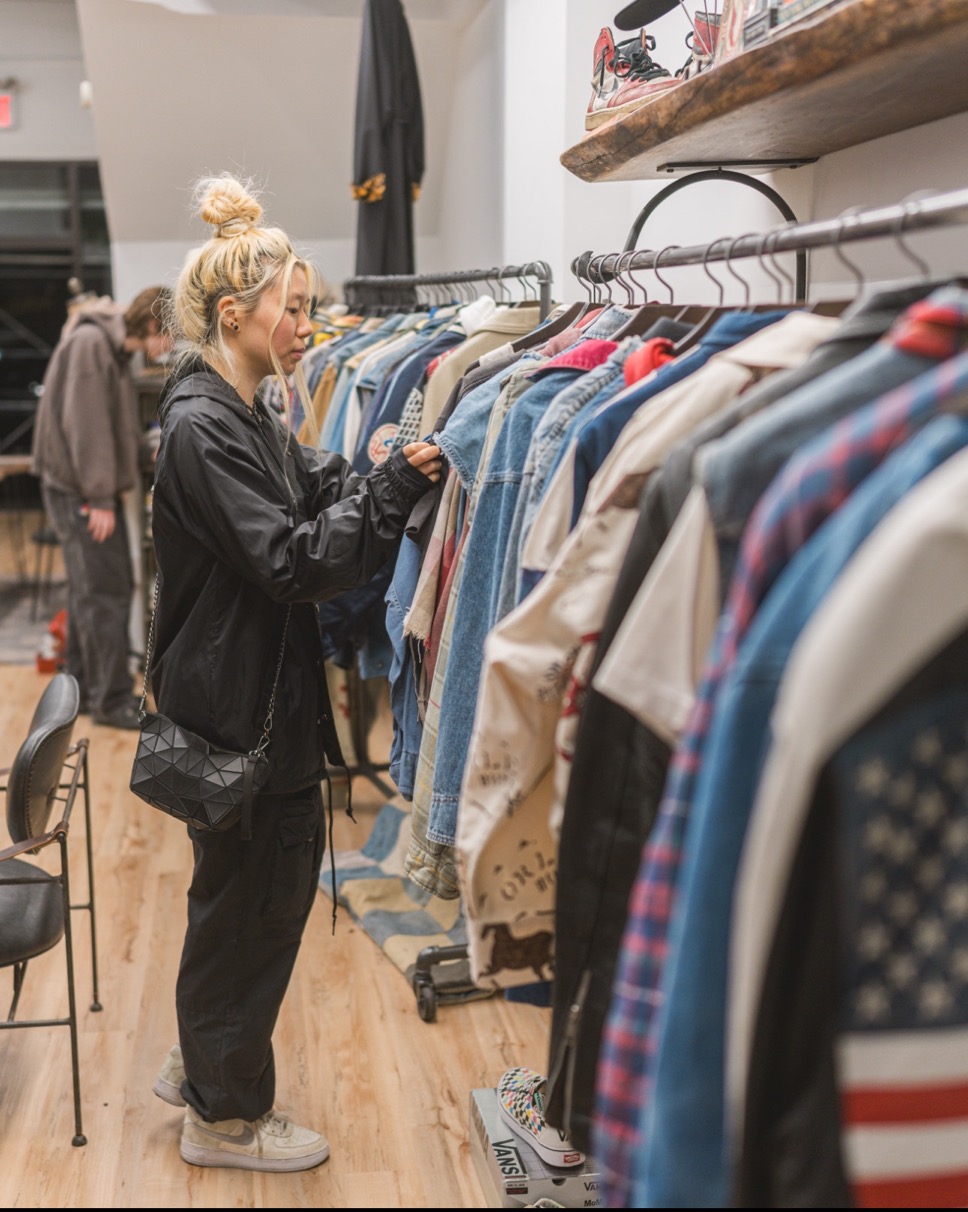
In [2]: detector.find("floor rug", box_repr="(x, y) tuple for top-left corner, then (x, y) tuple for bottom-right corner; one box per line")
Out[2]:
(319, 801), (495, 1011)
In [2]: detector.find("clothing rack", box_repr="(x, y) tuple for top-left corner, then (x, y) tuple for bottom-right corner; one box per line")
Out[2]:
(333, 260), (554, 806)
(574, 185), (968, 303)
(343, 261), (554, 322)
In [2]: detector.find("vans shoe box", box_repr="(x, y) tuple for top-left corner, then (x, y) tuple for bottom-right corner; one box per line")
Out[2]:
(469, 1088), (603, 1208)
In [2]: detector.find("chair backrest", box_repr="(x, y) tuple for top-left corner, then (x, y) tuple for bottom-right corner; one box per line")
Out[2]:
(6, 673), (80, 844)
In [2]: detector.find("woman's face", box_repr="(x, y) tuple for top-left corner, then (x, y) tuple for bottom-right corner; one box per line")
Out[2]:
(239, 264), (314, 381)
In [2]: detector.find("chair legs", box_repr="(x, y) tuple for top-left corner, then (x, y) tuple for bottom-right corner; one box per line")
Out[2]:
(72, 748), (101, 1013)
(0, 746), (100, 1146)
(59, 830), (86, 1146)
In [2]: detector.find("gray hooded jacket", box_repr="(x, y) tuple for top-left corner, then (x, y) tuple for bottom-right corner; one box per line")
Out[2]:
(31, 302), (142, 508)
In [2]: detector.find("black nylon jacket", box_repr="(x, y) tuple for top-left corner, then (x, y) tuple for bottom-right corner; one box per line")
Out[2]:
(150, 366), (433, 795)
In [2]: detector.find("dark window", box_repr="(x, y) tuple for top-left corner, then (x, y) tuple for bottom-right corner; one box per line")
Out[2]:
(0, 161), (112, 453)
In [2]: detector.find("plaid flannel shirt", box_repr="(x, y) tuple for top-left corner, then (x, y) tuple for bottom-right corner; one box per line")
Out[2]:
(594, 289), (968, 1205)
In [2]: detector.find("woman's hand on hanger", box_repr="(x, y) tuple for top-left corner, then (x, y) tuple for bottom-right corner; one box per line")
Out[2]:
(402, 441), (443, 482)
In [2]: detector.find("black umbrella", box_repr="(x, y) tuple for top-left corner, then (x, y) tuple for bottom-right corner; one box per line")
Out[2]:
(352, 0), (425, 278)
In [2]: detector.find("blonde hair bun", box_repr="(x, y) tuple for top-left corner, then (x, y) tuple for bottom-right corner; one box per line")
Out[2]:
(196, 174), (263, 238)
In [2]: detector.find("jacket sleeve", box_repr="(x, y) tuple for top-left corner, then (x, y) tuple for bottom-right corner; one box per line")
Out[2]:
(160, 409), (432, 605)
(58, 328), (123, 508)
(299, 442), (366, 513)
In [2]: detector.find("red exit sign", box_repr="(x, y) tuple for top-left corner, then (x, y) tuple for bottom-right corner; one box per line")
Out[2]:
(0, 93), (14, 130)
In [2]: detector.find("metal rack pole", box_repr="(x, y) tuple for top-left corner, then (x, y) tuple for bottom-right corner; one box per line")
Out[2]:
(343, 261), (554, 320)
(584, 186), (968, 280)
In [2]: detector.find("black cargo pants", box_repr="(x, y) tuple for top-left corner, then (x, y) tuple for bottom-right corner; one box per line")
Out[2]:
(176, 783), (324, 1123)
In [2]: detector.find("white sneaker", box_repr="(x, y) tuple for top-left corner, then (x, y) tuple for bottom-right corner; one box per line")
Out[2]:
(153, 1043), (187, 1107)
(180, 1105), (331, 1172)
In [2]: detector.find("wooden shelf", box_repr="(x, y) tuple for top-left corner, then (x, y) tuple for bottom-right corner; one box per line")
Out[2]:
(561, 0), (968, 182)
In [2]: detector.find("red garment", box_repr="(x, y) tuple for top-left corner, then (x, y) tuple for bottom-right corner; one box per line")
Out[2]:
(624, 337), (676, 386)
(530, 338), (620, 377)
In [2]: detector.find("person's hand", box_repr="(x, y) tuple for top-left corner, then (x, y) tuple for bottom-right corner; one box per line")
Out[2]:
(87, 507), (116, 543)
(402, 441), (443, 483)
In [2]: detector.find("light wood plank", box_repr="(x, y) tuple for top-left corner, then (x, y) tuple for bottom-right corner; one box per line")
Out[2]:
(0, 656), (554, 1208)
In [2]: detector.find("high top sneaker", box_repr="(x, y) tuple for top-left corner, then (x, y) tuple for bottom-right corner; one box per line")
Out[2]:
(585, 27), (680, 132)
(677, 10), (721, 80)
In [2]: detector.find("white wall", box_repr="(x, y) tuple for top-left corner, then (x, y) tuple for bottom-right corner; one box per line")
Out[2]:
(7, 0), (968, 307)
(74, 0), (489, 302)
(503, 0), (968, 308)
(432, 0), (505, 274)
(0, 0), (98, 160)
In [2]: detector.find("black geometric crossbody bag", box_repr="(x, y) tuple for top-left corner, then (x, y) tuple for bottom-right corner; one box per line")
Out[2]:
(129, 576), (291, 842)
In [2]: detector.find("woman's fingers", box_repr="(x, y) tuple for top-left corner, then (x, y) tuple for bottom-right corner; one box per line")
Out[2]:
(403, 442), (443, 481)
(402, 441), (441, 465)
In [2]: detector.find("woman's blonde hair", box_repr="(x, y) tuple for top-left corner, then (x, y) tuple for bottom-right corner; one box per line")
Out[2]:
(170, 173), (318, 427)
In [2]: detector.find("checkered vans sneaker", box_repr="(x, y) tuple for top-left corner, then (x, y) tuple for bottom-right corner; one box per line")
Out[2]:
(153, 1042), (187, 1107)
(180, 1105), (330, 1172)
(497, 1066), (585, 1168)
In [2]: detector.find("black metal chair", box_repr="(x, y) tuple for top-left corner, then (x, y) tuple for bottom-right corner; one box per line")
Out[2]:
(0, 673), (100, 1146)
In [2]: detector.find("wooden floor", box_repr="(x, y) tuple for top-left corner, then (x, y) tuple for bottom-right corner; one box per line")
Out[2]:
(0, 514), (553, 1208)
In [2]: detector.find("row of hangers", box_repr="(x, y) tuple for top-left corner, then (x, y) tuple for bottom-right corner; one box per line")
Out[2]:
(568, 198), (946, 358)
(342, 262), (553, 317)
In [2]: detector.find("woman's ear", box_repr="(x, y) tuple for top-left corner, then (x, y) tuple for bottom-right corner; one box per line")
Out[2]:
(217, 297), (241, 333)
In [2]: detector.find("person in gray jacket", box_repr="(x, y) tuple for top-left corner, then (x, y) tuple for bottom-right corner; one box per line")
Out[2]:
(31, 284), (173, 728)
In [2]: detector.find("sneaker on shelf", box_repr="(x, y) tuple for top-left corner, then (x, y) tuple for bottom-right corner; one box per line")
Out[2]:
(677, 9), (722, 80)
(153, 1042), (187, 1107)
(180, 1105), (331, 1173)
(585, 26), (680, 132)
(496, 1066), (585, 1169)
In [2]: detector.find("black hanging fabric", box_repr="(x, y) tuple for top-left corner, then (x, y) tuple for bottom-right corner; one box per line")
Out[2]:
(352, 0), (425, 289)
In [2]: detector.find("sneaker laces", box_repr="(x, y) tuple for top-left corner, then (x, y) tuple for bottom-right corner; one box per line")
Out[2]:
(614, 34), (671, 82)
(256, 1109), (292, 1137)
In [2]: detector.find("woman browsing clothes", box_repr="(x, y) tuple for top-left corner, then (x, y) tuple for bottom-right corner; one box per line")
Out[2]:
(147, 174), (441, 1173)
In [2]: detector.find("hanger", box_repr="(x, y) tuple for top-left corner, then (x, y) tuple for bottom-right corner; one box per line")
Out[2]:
(609, 245), (708, 340)
(893, 195), (932, 280)
(763, 227), (795, 306)
(670, 236), (732, 357)
(510, 257), (589, 353)
(724, 230), (792, 314)
(756, 229), (787, 306)
(591, 255), (617, 309)
(569, 250), (603, 326)
(805, 206), (865, 318)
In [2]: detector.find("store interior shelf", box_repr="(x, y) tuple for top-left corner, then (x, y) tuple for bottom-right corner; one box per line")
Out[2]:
(560, 0), (968, 182)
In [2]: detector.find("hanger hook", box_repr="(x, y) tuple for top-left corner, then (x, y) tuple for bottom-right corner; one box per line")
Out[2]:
(702, 237), (728, 308)
(653, 244), (681, 305)
(614, 252), (638, 309)
(622, 249), (651, 303)
(756, 230), (785, 305)
(573, 251), (597, 306)
(598, 253), (613, 303)
(765, 225), (796, 304)
(894, 192), (934, 279)
(600, 253), (621, 306)
(723, 233), (754, 309)
(833, 206), (866, 292)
